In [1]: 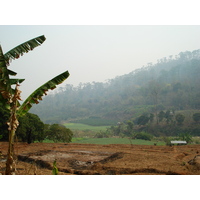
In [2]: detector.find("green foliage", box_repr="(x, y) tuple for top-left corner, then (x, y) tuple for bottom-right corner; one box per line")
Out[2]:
(126, 121), (134, 134)
(178, 132), (192, 143)
(193, 113), (200, 123)
(0, 106), (9, 141)
(192, 137), (200, 144)
(45, 124), (73, 143)
(4, 35), (46, 65)
(17, 71), (70, 117)
(163, 136), (173, 146)
(137, 115), (149, 125)
(94, 130), (109, 138)
(134, 132), (153, 141)
(175, 113), (185, 125)
(52, 159), (58, 175)
(16, 113), (45, 144)
(158, 111), (165, 123)
(165, 110), (174, 124)
(149, 113), (154, 123)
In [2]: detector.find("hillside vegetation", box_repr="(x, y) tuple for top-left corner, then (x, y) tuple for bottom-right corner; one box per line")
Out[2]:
(31, 49), (200, 125)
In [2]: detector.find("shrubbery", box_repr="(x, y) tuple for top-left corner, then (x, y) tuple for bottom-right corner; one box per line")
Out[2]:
(134, 132), (153, 141)
(45, 124), (73, 143)
(94, 131), (109, 138)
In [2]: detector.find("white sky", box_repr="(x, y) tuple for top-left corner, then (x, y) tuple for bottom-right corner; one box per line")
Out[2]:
(0, 1), (200, 101)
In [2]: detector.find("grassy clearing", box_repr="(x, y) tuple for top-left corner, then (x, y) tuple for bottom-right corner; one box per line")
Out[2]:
(38, 138), (165, 145)
(63, 123), (109, 131)
(71, 137), (165, 145)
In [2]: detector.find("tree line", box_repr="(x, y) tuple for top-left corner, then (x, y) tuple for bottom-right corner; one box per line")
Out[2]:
(97, 110), (200, 142)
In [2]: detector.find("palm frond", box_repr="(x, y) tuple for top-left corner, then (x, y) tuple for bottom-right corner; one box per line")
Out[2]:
(17, 71), (70, 116)
(4, 35), (46, 66)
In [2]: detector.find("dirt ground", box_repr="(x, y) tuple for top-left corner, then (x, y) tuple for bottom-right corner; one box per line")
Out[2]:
(0, 142), (200, 175)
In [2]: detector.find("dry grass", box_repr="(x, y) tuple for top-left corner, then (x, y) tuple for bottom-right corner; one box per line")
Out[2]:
(0, 142), (200, 175)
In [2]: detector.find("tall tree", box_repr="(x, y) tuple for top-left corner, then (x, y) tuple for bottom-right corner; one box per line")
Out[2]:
(0, 35), (70, 175)
(193, 113), (200, 123)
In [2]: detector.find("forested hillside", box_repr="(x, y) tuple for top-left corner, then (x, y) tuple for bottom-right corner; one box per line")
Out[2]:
(31, 49), (200, 124)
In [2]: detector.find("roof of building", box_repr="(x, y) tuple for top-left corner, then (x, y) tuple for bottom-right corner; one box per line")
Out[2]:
(171, 141), (187, 144)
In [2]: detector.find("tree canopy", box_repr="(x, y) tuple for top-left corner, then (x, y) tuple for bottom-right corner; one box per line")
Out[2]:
(45, 124), (73, 143)
(16, 113), (45, 144)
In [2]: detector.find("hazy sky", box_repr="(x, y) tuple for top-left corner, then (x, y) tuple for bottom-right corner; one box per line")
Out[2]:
(0, 25), (200, 100)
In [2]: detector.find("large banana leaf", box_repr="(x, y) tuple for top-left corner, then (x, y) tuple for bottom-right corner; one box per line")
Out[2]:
(0, 45), (12, 104)
(0, 45), (9, 82)
(17, 71), (70, 116)
(0, 45), (25, 106)
(4, 35), (46, 66)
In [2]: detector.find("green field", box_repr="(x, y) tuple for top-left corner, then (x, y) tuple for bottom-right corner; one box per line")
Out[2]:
(63, 123), (109, 131)
(70, 117), (117, 126)
(71, 137), (165, 145)
(39, 138), (165, 145)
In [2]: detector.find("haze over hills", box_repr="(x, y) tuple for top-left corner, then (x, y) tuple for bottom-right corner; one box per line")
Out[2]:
(30, 49), (200, 124)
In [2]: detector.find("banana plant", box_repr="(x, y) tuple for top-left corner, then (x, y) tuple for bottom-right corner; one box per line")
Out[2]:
(0, 35), (70, 175)
(52, 159), (58, 175)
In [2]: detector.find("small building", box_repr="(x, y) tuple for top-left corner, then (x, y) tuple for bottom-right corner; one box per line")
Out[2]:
(170, 141), (187, 145)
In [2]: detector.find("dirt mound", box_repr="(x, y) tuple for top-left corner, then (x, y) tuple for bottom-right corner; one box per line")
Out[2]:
(99, 152), (124, 164)
(18, 155), (52, 169)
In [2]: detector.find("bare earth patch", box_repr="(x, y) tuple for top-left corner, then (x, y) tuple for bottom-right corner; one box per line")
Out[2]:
(0, 142), (200, 175)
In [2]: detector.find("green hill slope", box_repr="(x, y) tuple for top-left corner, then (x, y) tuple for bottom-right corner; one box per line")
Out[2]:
(30, 49), (200, 125)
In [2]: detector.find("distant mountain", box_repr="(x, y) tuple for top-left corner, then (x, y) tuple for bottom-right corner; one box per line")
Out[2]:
(30, 49), (200, 124)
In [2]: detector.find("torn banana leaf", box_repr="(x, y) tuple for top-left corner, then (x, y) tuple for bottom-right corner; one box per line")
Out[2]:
(17, 71), (70, 116)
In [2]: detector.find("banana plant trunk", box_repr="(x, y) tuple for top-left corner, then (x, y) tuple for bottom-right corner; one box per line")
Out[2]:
(5, 84), (20, 175)
(5, 130), (16, 175)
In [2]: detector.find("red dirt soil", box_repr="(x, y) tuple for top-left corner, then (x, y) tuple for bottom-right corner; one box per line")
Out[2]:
(0, 142), (200, 175)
